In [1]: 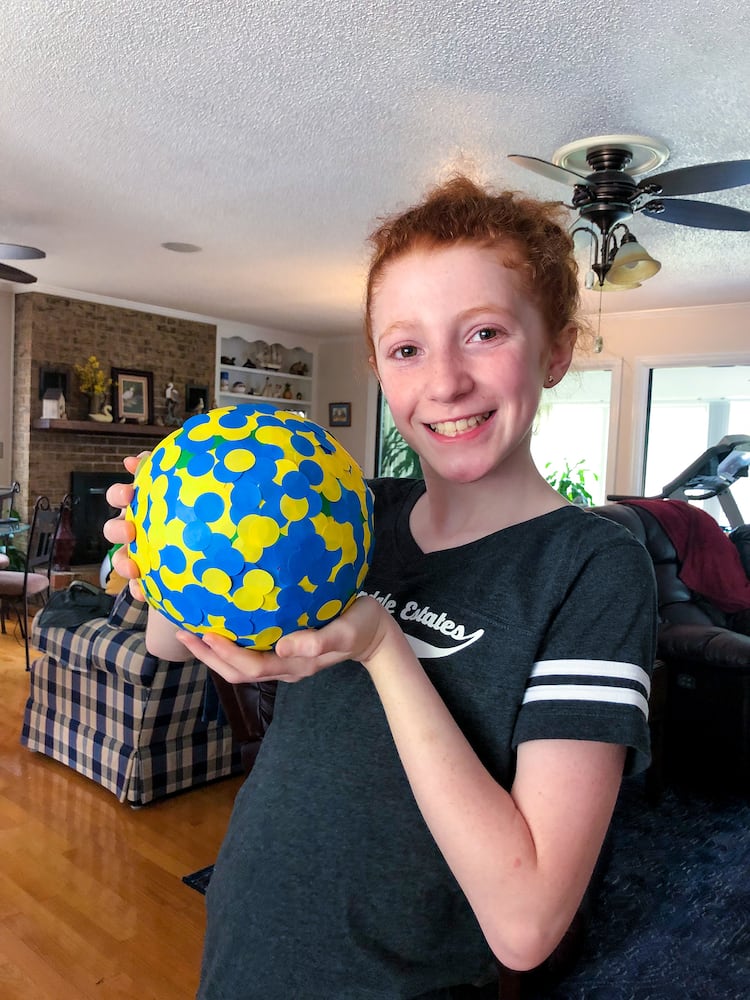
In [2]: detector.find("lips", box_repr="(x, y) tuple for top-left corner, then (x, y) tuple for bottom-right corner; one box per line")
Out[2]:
(428, 411), (493, 438)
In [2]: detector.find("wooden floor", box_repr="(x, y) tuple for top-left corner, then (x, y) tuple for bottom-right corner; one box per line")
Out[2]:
(0, 621), (244, 999)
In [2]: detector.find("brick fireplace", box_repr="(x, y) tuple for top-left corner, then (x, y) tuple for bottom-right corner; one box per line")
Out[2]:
(12, 292), (216, 565)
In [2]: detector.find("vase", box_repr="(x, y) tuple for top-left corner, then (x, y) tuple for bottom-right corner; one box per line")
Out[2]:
(88, 393), (105, 420)
(54, 505), (75, 571)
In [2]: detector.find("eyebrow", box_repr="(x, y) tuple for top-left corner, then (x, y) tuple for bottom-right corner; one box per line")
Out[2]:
(378, 319), (418, 340)
(378, 304), (516, 341)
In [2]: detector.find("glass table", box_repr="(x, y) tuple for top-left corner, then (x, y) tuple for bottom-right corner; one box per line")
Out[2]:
(0, 520), (30, 571)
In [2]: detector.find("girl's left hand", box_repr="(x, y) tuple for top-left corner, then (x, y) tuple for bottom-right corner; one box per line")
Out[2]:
(175, 595), (402, 684)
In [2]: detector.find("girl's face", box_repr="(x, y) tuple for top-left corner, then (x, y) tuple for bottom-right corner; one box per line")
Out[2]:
(369, 243), (575, 486)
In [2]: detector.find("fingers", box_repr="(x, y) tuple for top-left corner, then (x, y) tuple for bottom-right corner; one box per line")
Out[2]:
(104, 452), (150, 509)
(103, 515), (135, 545)
(176, 631), (280, 684)
(105, 482), (136, 509)
(168, 596), (397, 685)
(111, 541), (139, 579)
(124, 452), (150, 474)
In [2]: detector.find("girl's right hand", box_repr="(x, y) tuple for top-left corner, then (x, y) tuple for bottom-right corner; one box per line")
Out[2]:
(104, 453), (148, 598)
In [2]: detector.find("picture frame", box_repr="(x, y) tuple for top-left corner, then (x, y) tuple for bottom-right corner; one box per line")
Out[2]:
(328, 401), (351, 427)
(112, 367), (153, 424)
(185, 384), (208, 415)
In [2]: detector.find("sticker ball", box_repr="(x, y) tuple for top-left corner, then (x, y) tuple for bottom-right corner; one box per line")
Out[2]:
(126, 403), (374, 649)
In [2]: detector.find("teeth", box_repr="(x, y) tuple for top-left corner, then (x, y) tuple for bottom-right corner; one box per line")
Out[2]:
(429, 412), (491, 437)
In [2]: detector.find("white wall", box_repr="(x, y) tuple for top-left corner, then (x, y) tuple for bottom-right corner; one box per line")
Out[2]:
(315, 335), (378, 474)
(591, 300), (750, 495)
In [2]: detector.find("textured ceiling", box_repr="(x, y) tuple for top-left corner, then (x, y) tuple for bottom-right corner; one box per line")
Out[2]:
(2, 0), (750, 337)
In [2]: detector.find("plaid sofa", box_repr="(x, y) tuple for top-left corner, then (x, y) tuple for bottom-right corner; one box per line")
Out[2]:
(20, 586), (242, 805)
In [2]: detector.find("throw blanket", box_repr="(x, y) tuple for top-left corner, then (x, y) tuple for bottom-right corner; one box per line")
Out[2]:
(623, 499), (750, 612)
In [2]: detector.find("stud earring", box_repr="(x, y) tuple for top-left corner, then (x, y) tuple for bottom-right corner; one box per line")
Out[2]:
(546, 375), (554, 385)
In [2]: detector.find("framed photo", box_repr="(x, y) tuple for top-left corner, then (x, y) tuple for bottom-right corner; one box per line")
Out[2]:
(328, 402), (351, 427)
(186, 384), (208, 415)
(112, 367), (153, 423)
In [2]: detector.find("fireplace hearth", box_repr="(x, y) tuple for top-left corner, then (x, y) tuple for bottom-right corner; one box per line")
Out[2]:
(70, 471), (123, 566)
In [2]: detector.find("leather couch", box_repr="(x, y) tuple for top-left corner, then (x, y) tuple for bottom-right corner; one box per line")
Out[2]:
(590, 502), (750, 792)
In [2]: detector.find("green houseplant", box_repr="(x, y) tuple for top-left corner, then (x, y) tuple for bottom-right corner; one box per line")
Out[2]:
(544, 460), (598, 506)
(379, 424), (422, 479)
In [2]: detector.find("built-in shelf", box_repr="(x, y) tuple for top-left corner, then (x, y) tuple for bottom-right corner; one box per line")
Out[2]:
(221, 362), (313, 384)
(217, 387), (311, 411)
(218, 336), (315, 413)
(33, 419), (168, 437)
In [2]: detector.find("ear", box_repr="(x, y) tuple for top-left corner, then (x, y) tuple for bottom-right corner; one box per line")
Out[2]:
(368, 356), (380, 382)
(546, 323), (577, 385)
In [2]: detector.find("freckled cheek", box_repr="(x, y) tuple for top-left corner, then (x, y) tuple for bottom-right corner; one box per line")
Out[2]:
(496, 368), (538, 400)
(377, 371), (417, 409)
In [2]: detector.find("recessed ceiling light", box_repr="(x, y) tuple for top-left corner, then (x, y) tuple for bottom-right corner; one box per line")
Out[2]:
(161, 242), (202, 253)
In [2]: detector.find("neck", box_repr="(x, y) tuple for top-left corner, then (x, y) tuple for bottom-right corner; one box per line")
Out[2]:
(412, 461), (568, 553)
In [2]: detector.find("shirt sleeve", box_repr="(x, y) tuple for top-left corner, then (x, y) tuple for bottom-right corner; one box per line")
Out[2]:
(512, 537), (658, 775)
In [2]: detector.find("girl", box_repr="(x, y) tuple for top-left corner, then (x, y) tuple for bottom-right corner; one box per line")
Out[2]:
(105, 176), (656, 999)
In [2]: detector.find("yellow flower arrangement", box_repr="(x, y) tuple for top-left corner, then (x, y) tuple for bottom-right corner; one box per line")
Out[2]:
(75, 355), (112, 396)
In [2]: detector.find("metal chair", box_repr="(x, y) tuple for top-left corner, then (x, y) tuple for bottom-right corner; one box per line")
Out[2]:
(0, 494), (72, 669)
(0, 481), (22, 570)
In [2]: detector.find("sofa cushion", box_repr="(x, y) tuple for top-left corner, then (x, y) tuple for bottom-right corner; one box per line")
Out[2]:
(32, 615), (160, 686)
(658, 621), (750, 670)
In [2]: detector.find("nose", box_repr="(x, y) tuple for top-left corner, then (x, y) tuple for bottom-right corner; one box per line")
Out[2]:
(425, 347), (474, 403)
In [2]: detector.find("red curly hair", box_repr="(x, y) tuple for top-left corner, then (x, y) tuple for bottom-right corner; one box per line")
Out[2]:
(364, 175), (584, 356)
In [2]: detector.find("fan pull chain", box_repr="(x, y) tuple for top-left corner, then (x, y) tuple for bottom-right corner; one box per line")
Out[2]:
(594, 287), (604, 353)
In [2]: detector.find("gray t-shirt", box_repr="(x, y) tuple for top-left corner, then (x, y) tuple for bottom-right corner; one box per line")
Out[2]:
(198, 478), (657, 1000)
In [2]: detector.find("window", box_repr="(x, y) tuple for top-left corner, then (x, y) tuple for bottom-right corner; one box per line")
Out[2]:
(531, 368), (615, 505)
(376, 367), (618, 503)
(375, 391), (421, 478)
(644, 364), (750, 527)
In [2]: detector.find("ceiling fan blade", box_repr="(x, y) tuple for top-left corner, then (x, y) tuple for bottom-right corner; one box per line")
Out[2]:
(0, 242), (46, 260)
(507, 154), (589, 187)
(641, 198), (750, 231)
(0, 261), (38, 283)
(643, 160), (750, 197)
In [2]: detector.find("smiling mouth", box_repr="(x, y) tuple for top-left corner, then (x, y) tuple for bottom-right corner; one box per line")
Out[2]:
(428, 412), (493, 438)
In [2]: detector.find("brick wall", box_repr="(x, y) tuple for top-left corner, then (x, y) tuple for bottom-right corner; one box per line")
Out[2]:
(13, 292), (216, 526)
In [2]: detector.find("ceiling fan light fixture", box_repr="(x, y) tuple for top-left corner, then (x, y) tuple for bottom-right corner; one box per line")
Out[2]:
(607, 233), (661, 285)
(599, 276), (642, 291)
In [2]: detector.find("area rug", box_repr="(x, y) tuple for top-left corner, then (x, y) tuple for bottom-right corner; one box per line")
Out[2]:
(541, 774), (750, 999)
(182, 863), (214, 895)
(181, 775), (750, 997)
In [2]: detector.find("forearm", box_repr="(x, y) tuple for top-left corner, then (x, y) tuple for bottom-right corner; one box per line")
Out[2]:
(363, 624), (621, 968)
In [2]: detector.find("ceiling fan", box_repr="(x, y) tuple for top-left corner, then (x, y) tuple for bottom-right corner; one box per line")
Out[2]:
(508, 134), (750, 289)
(0, 241), (46, 284)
